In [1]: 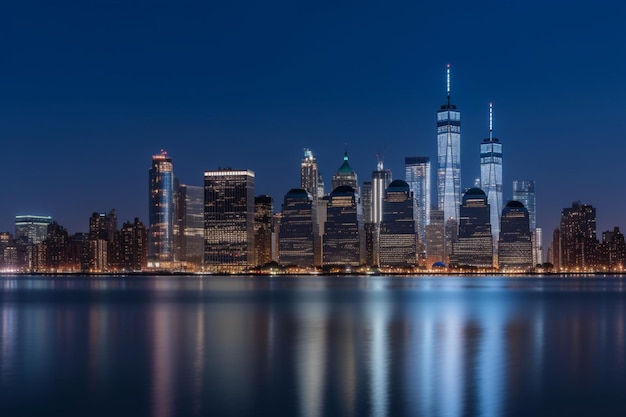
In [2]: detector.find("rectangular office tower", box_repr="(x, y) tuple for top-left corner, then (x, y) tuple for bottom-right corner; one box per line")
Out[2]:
(15, 215), (52, 244)
(204, 169), (255, 272)
(405, 157), (430, 245)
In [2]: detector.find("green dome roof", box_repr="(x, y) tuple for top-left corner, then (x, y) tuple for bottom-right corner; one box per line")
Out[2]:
(336, 151), (354, 174)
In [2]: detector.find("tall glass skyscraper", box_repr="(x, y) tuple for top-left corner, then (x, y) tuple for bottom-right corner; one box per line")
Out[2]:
(480, 103), (503, 244)
(175, 184), (205, 267)
(204, 169), (255, 272)
(437, 65), (461, 224)
(323, 186), (363, 267)
(512, 180), (536, 230)
(148, 151), (174, 264)
(405, 156), (430, 244)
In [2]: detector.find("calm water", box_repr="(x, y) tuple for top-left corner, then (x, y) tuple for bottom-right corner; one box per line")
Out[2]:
(1, 275), (626, 417)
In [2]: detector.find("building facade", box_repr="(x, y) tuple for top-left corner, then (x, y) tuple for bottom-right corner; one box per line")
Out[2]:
(15, 215), (52, 245)
(379, 180), (416, 267)
(254, 195), (273, 267)
(278, 189), (315, 267)
(498, 201), (533, 270)
(331, 151), (359, 193)
(300, 148), (324, 201)
(323, 186), (364, 267)
(450, 188), (493, 268)
(204, 169), (255, 272)
(175, 184), (205, 268)
(558, 201), (598, 270)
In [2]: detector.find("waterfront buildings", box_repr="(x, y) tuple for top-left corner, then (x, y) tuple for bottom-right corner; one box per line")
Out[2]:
(600, 227), (626, 270)
(480, 103), (503, 245)
(498, 201), (533, 270)
(437, 65), (462, 241)
(278, 189), (315, 266)
(204, 169), (255, 272)
(425, 209), (445, 266)
(148, 151), (175, 264)
(378, 180), (416, 267)
(405, 156), (430, 247)
(450, 188), (493, 268)
(323, 186), (364, 267)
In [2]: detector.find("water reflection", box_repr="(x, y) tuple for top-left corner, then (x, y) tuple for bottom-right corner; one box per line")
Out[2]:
(1, 276), (626, 417)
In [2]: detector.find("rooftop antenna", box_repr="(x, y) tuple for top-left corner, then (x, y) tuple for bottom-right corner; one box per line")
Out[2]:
(376, 153), (383, 171)
(344, 143), (348, 160)
(446, 64), (451, 106)
(489, 102), (493, 141)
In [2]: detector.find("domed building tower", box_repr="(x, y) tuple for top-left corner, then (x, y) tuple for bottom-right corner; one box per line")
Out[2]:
(379, 180), (417, 267)
(331, 151), (359, 193)
(449, 187), (493, 268)
(498, 201), (533, 270)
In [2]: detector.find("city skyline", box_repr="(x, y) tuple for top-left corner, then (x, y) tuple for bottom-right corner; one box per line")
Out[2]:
(2, 1), (625, 239)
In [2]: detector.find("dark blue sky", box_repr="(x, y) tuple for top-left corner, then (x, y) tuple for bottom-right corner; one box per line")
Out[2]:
(2, 1), (625, 244)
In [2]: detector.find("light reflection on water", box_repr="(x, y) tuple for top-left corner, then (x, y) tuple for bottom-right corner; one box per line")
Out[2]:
(1, 276), (626, 417)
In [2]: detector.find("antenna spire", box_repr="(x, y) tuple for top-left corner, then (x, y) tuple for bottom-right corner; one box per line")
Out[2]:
(489, 102), (493, 140)
(446, 64), (451, 105)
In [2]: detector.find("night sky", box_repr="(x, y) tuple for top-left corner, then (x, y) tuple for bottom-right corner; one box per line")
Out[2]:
(2, 1), (625, 247)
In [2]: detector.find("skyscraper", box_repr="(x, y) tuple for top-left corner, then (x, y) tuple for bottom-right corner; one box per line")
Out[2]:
(558, 201), (597, 270)
(175, 184), (205, 267)
(379, 180), (416, 267)
(331, 151), (359, 193)
(437, 65), (461, 225)
(405, 156), (431, 245)
(300, 148), (324, 200)
(148, 151), (174, 264)
(323, 186), (364, 267)
(371, 159), (392, 224)
(278, 189), (315, 267)
(513, 180), (540, 264)
(120, 218), (147, 271)
(512, 180), (536, 230)
(204, 169), (255, 272)
(450, 188), (493, 268)
(15, 215), (52, 245)
(254, 195), (273, 267)
(480, 103), (503, 244)
(498, 201), (533, 270)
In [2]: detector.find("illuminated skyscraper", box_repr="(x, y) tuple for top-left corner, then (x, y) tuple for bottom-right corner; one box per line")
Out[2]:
(371, 159), (392, 224)
(480, 103), (503, 244)
(204, 169), (255, 272)
(148, 151), (174, 264)
(405, 156), (431, 245)
(437, 65), (461, 226)
(450, 188), (493, 268)
(379, 180), (416, 267)
(331, 151), (358, 193)
(300, 148), (324, 200)
(498, 201), (533, 270)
